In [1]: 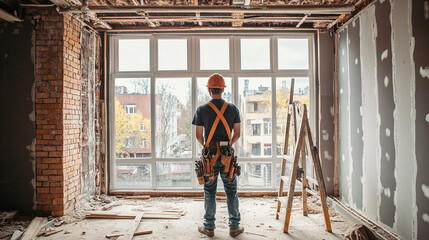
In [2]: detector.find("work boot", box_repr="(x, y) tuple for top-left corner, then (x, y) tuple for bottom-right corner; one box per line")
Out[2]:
(198, 226), (214, 237)
(229, 226), (244, 237)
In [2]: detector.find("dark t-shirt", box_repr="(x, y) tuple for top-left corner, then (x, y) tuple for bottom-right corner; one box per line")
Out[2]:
(192, 99), (241, 143)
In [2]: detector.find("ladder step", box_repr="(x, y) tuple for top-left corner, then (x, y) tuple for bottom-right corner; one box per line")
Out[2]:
(280, 176), (290, 183)
(283, 155), (294, 163)
(306, 188), (318, 197)
(306, 176), (318, 186)
(278, 196), (288, 205)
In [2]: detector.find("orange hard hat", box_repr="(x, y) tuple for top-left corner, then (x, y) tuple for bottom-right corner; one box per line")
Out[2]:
(206, 73), (226, 88)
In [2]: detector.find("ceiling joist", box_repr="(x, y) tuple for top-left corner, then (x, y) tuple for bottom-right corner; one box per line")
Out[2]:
(59, 4), (355, 15)
(0, 7), (21, 22)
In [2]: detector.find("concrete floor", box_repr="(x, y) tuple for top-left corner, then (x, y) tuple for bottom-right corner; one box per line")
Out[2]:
(33, 196), (353, 240)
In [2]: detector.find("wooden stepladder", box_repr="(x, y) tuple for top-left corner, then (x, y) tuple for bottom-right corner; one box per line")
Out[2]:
(275, 78), (332, 233)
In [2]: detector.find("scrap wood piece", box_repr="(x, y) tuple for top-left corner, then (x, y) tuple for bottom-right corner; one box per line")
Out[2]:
(117, 213), (143, 240)
(21, 217), (46, 240)
(142, 213), (180, 219)
(44, 229), (63, 237)
(134, 230), (152, 236)
(106, 233), (123, 238)
(102, 201), (119, 211)
(246, 232), (267, 237)
(85, 212), (137, 219)
(0, 210), (18, 223)
(124, 195), (150, 199)
(163, 210), (186, 216)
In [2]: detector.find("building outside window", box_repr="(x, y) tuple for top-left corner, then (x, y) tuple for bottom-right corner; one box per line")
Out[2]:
(110, 33), (313, 190)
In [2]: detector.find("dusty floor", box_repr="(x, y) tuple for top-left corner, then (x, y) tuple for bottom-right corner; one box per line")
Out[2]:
(9, 195), (353, 240)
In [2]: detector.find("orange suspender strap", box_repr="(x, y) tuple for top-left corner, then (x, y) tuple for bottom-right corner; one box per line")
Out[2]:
(205, 102), (232, 167)
(205, 101), (231, 148)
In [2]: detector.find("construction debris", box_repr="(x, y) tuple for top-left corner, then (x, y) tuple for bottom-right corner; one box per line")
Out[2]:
(345, 224), (380, 240)
(10, 230), (23, 240)
(124, 195), (150, 200)
(21, 217), (45, 240)
(43, 229), (64, 237)
(102, 202), (120, 211)
(134, 230), (152, 236)
(85, 212), (181, 220)
(0, 211), (18, 224)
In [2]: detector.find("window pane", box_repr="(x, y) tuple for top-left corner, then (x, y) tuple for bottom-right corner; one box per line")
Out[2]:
(158, 39), (187, 71)
(278, 39), (309, 70)
(156, 162), (192, 187)
(200, 39), (230, 70)
(238, 77), (272, 157)
(118, 39), (150, 71)
(240, 39), (270, 70)
(115, 78), (151, 159)
(196, 77), (232, 155)
(116, 164), (151, 188)
(239, 162), (272, 187)
(155, 78), (192, 158)
(276, 78), (310, 156)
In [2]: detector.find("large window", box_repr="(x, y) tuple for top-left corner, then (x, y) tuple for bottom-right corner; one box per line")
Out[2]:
(110, 34), (314, 191)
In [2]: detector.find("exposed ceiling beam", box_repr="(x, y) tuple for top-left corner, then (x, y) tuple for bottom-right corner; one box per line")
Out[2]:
(295, 14), (308, 28)
(0, 8), (22, 22)
(59, 5), (355, 15)
(327, 13), (345, 29)
(101, 17), (333, 24)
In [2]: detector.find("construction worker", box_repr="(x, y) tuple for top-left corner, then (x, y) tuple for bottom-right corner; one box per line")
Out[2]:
(192, 73), (244, 237)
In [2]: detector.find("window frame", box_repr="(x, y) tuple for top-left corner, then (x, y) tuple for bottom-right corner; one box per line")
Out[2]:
(108, 32), (316, 191)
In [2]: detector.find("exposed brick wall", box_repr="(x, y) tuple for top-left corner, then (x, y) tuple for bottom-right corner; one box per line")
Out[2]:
(34, 8), (82, 216)
(63, 13), (82, 214)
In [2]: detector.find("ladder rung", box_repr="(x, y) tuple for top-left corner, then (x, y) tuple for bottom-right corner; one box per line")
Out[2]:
(278, 196), (287, 205)
(280, 176), (290, 183)
(306, 176), (318, 186)
(306, 188), (318, 196)
(283, 155), (294, 163)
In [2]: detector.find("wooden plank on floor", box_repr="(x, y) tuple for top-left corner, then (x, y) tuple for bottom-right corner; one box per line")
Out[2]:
(134, 230), (152, 236)
(117, 213), (143, 240)
(21, 217), (45, 240)
(124, 195), (150, 199)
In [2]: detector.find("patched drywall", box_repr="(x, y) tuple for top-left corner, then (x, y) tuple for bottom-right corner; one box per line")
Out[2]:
(412, 0), (429, 239)
(375, 0), (396, 228)
(318, 32), (335, 195)
(337, 0), (429, 239)
(338, 28), (351, 204)
(0, 21), (36, 215)
(359, 6), (379, 222)
(347, 19), (364, 211)
(391, 0), (415, 238)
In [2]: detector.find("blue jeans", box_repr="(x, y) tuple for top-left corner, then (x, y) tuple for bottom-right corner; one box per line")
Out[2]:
(203, 160), (240, 230)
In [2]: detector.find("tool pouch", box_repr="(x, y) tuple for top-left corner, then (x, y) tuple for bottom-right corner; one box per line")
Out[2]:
(221, 155), (232, 173)
(227, 155), (241, 179)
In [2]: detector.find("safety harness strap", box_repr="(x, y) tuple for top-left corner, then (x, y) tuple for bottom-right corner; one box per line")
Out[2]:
(205, 101), (231, 148)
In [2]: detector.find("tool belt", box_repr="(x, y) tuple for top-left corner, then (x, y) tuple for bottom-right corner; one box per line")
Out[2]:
(194, 102), (241, 185)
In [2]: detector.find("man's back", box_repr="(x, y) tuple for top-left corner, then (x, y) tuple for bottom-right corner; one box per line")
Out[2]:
(192, 99), (240, 143)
